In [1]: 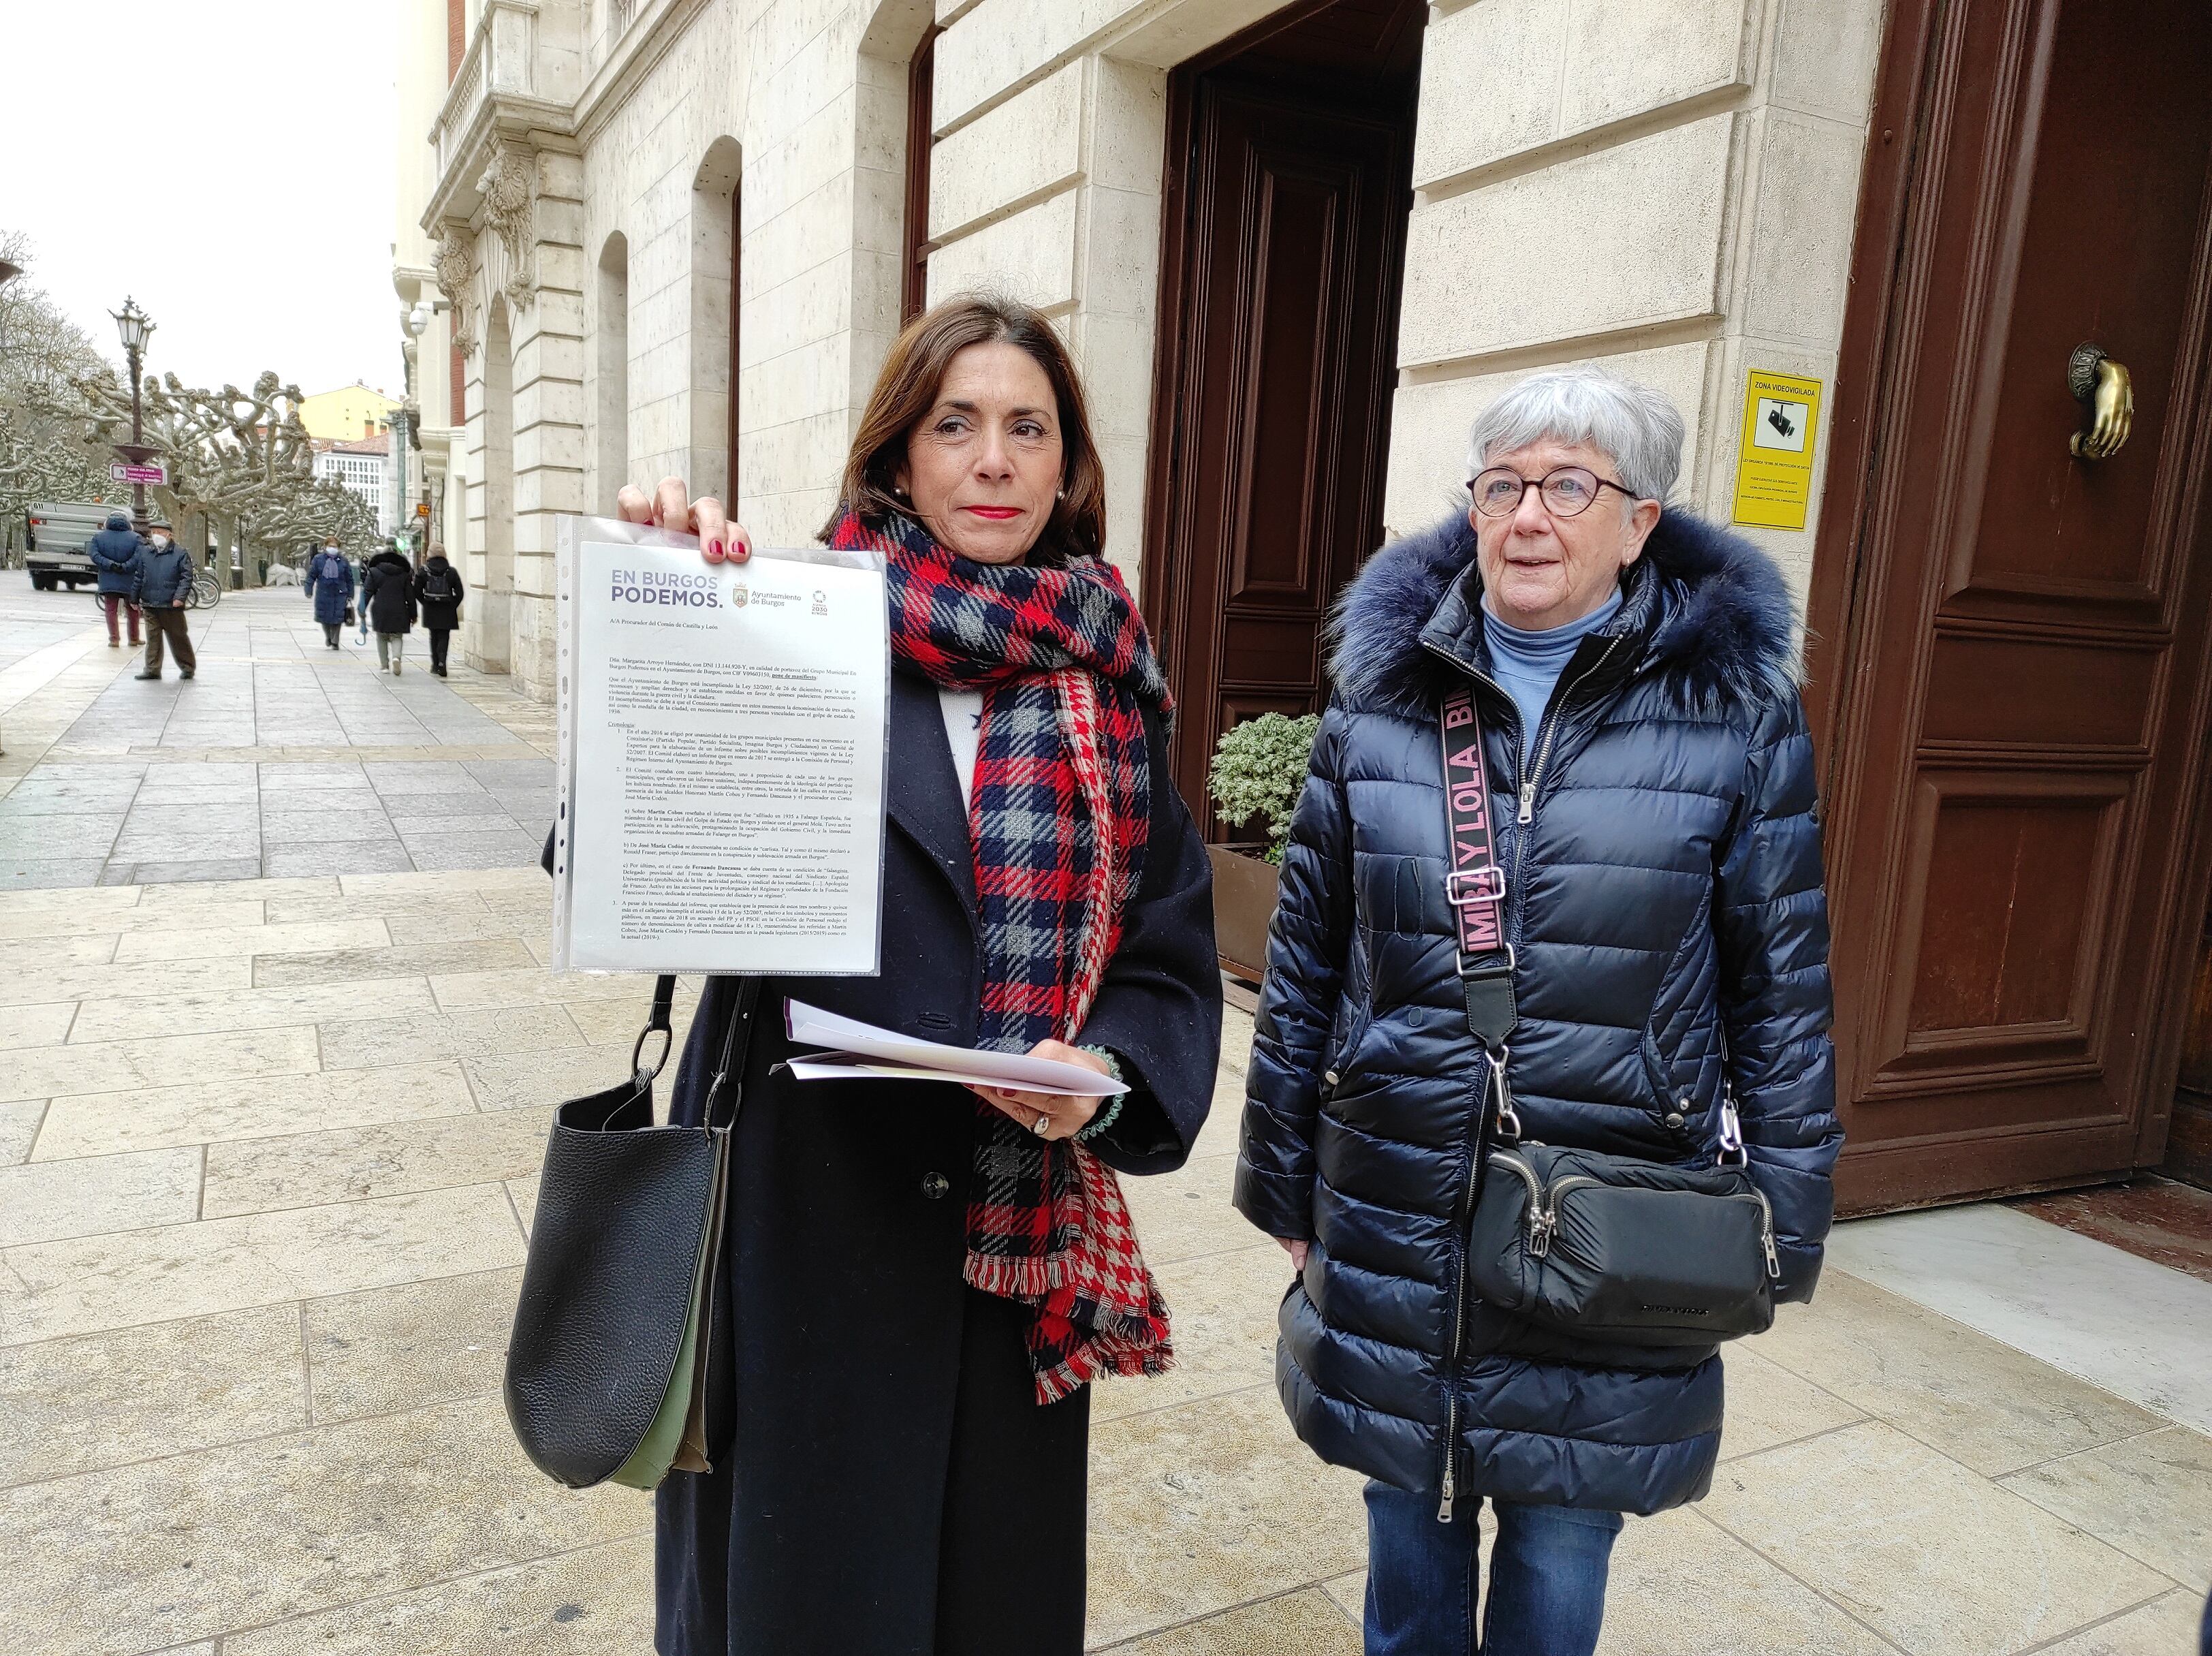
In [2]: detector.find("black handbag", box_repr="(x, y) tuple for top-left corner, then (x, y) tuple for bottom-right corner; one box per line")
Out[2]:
(504, 973), (759, 1490)
(1439, 685), (1778, 1353)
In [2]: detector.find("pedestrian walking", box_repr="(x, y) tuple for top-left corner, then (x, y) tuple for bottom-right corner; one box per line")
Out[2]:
(411, 543), (464, 676)
(306, 538), (353, 647)
(362, 546), (416, 674)
(600, 292), (1223, 1656)
(85, 511), (144, 649)
(130, 518), (198, 682)
(1234, 366), (1842, 1656)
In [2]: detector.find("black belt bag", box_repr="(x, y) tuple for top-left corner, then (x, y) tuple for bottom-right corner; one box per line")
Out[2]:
(1440, 685), (1778, 1353)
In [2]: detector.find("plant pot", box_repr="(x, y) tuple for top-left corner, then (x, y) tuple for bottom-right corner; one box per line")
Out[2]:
(1207, 843), (1281, 986)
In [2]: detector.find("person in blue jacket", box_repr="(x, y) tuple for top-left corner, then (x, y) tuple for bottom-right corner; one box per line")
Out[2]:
(86, 511), (144, 649)
(130, 518), (198, 681)
(305, 537), (353, 648)
(1235, 366), (1841, 1656)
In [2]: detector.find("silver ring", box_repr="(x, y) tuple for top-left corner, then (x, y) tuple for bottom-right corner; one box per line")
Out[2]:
(1031, 1112), (1052, 1136)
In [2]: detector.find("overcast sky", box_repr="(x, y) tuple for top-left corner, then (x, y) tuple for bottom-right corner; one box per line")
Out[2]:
(3, 1), (402, 400)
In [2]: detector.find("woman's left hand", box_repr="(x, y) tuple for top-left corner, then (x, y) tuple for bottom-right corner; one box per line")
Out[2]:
(974, 1042), (1113, 1142)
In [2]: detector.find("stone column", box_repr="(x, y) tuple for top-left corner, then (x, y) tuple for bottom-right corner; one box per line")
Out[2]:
(509, 149), (588, 703)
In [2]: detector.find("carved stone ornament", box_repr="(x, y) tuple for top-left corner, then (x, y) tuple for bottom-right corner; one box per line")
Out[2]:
(477, 137), (538, 314)
(435, 223), (477, 357)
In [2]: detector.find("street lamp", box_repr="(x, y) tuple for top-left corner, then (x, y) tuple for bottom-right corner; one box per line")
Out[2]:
(110, 296), (157, 533)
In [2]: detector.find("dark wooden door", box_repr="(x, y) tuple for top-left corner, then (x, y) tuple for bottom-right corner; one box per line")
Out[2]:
(1143, 25), (1415, 824)
(1812, 0), (2212, 1210)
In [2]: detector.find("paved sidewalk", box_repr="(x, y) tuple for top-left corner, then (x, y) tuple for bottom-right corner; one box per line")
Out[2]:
(0, 581), (552, 888)
(1, 579), (2207, 1655)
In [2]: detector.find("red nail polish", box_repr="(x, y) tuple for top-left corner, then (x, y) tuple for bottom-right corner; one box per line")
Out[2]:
(710, 539), (723, 559)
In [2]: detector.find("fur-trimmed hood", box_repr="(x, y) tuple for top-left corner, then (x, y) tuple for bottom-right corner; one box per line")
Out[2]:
(1328, 507), (1801, 719)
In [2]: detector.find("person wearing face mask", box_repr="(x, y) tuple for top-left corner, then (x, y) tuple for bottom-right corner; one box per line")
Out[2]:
(576, 292), (1222, 1656)
(307, 536), (354, 648)
(130, 518), (198, 681)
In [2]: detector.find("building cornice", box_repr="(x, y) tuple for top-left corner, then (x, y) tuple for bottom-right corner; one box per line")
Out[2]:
(575, 0), (716, 149)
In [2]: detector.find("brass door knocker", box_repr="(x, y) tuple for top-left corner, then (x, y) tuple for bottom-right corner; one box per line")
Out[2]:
(2068, 343), (2134, 460)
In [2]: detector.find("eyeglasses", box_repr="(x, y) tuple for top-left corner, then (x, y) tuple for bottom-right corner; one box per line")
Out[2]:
(1468, 465), (1640, 519)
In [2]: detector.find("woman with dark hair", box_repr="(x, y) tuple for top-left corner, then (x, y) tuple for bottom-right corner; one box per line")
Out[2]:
(613, 292), (1222, 1656)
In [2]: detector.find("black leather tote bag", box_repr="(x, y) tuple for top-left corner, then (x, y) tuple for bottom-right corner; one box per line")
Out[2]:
(505, 974), (759, 1490)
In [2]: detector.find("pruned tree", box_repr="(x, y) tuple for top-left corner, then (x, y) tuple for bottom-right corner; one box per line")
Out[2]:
(0, 232), (134, 551)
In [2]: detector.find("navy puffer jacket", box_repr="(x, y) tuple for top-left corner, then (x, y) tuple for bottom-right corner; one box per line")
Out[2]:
(1234, 508), (1839, 1517)
(87, 514), (144, 595)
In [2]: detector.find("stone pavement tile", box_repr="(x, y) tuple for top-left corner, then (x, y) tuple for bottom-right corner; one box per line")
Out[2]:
(1, 1027), (320, 1107)
(366, 760), (491, 794)
(566, 998), (697, 1047)
(467, 1046), (634, 1112)
(2032, 1589), (2208, 1655)
(257, 762), (368, 790)
(319, 1005), (586, 1068)
(220, 1533), (656, 1656)
(1598, 1505), (1893, 1655)
(118, 828), (264, 863)
(0, 1101), (45, 1163)
(0, 1145), (204, 1247)
(35, 1061), (476, 1159)
(392, 812), (526, 837)
(261, 804), (404, 839)
(127, 856), (270, 884)
(251, 937), (537, 988)
(303, 1266), (523, 1424)
(386, 906), (537, 948)
(430, 966), (658, 1012)
(114, 918), (391, 961)
(118, 798), (260, 834)
(1997, 1426), (2212, 1591)
(205, 1108), (553, 1217)
(0, 813), (122, 856)
(1321, 1572), (1363, 1624)
(1095, 1245), (1286, 1424)
(1086, 1386), (1368, 1647)
(1099, 1589), (1361, 1654)
(407, 831), (548, 871)
(0, 1304), (304, 1488)
(0, 1001), (77, 1047)
(133, 762), (257, 787)
(0, 880), (144, 914)
(0, 1183), (526, 1347)
(0, 779), (140, 815)
(464, 757), (557, 787)
(0, 1392), (648, 1656)
(0, 897), (264, 941)
(1753, 1270), (2164, 1475)
(134, 875), (334, 905)
(343, 864), (547, 899)
(508, 1174), (540, 1235)
(1190, 1069), (1247, 1161)
(382, 791), (531, 819)
(1697, 1420), (2172, 1656)
(1123, 1153), (1255, 1267)
(0, 955), (252, 1006)
(1717, 1346), (1867, 1461)
(266, 841), (413, 877)
(70, 975), (436, 1044)
(263, 892), (476, 929)
(1, 855), (110, 889)
(0, 931), (120, 969)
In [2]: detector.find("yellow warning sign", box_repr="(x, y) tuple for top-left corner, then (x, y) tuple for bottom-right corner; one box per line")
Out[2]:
(1731, 368), (1824, 531)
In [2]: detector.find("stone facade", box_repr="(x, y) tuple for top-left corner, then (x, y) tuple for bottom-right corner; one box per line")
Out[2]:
(404, 0), (1886, 702)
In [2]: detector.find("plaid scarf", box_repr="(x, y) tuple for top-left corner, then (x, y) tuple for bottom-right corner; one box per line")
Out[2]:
(830, 509), (1175, 1402)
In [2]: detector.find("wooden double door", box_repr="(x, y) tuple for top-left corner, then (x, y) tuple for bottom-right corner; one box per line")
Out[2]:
(1813, 0), (2212, 1209)
(1143, 0), (1424, 824)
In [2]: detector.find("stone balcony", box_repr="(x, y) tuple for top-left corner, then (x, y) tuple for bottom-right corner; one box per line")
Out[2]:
(428, 0), (584, 215)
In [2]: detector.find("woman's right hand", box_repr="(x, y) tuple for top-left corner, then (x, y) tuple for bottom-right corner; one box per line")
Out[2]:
(616, 478), (753, 565)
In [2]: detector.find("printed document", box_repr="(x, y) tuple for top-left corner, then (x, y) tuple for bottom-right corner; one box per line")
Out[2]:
(781, 1001), (1131, 1097)
(552, 518), (889, 974)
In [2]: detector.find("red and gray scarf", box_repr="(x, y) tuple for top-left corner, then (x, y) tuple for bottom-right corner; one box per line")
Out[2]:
(830, 508), (1174, 1402)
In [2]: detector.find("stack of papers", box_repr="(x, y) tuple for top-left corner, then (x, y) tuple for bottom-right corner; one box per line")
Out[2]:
(781, 1001), (1130, 1097)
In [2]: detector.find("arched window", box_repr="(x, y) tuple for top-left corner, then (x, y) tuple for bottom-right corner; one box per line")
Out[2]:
(595, 232), (630, 507)
(691, 138), (742, 505)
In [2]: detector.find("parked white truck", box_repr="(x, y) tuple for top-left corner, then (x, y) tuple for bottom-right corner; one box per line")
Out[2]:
(24, 501), (126, 591)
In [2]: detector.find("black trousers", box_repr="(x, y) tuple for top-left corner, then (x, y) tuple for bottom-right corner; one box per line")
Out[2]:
(428, 627), (452, 670)
(322, 623), (341, 646)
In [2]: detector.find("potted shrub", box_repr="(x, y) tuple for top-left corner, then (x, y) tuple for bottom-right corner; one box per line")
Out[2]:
(1206, 712), (1319, 984)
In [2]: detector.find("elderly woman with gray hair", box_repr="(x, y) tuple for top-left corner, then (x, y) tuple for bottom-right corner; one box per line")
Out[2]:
(1235, 366), (1842, 1654)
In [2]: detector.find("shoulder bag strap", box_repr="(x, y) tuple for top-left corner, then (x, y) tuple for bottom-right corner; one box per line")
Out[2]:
(702, 978), (764, 1130)
(1441, 688), (1521, 1140)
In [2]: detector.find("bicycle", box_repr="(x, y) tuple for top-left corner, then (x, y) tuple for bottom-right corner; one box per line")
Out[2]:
(187, 567), (221, 609)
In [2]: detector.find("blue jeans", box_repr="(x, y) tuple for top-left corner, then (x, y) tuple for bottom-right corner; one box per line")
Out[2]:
(1364, 1480), (1623, 1655)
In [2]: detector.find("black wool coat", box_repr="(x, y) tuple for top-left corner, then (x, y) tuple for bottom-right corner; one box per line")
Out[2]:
(412, 556), (464, 630)
(362, 552), (417, 633)
(638, 664), (1222, 1655)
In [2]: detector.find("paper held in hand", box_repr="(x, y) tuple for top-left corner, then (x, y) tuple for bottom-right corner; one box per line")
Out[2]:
(550, 516), (891, 975)
(781, 1000), (1131, 1097)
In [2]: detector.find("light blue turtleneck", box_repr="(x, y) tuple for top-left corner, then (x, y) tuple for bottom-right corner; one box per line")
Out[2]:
(1481, 589), (1623, 742)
